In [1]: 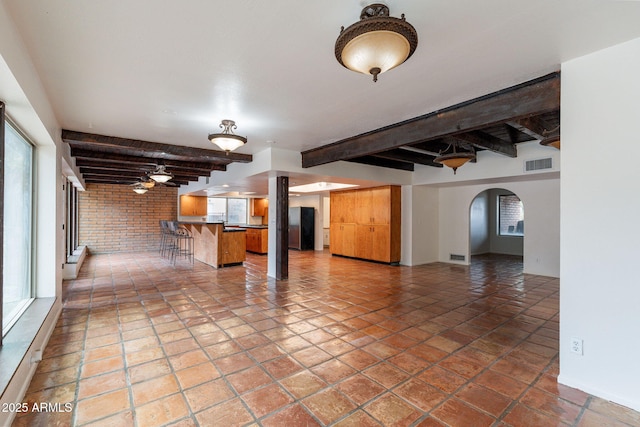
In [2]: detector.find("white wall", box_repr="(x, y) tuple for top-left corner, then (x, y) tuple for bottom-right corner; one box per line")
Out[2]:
(469, 191), (490, 255)
(434, 178), (559, 276)
(401, 185), (439, 266)
(0, 3), (64, 423)
(559, 37), (640, 411)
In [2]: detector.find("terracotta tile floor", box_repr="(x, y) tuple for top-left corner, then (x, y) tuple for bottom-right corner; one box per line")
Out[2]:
(13, 251), (640, 426)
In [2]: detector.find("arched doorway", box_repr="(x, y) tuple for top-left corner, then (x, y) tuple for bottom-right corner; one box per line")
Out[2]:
(469, 188), (524, 259)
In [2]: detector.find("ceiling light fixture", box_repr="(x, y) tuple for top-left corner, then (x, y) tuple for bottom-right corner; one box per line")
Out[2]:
(141, 179), (155, 189)
(148, 165), (173, 183)
(208, 119), (247, 153)
(434, 141), (476, 174)
(132, 184), (148, 194)
(335, 3), (418, 82)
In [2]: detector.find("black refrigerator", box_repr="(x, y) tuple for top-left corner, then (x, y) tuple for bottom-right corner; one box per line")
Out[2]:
(289, 207), (314, 250)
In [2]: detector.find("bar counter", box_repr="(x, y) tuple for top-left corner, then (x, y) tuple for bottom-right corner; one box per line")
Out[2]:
(180, 222), (246, 268)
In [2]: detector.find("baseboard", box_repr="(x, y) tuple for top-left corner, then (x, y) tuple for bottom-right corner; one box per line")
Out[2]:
(63, 245), (87, 279)
(558, 374), (640, 413)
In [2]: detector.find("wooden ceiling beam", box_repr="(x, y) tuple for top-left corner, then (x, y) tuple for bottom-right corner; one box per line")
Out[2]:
(76, 161), (213, 177)
(83, 175), (189, 186)
(71, 149), (227, 172)
(63, 130), (252, 163)
(507, 116), (550, 140)
(302, 72), (560, 168)
(372, 148), (442, 167)
(507, 116), (560, 148)
(347, 156), (415, 171)
(452, 131), (517, 157)
(78, 167), (199, 182)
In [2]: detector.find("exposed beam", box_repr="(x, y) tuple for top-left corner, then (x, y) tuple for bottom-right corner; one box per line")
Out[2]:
(347, 156), (415, 171)
(302, 72), (560, 168)
(71, 149), (227, 172)
(63, 130), (252, 163)
(507, 116), (550, 140)
(373, 148), (442, 167)
(83, 175), (189, 186)
(452, 131), (517, 157)
(77, 161), (213, 178)
(507, 116), (560, 148)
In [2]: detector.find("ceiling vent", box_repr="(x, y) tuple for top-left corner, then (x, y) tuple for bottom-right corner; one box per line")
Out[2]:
(524, 157), (553, 172)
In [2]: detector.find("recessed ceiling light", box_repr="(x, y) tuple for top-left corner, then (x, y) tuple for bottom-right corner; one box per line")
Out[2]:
(289, 182), (358, 193)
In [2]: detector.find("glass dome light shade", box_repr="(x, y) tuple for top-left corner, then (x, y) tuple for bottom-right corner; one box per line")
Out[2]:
(341, 30), (411, 76)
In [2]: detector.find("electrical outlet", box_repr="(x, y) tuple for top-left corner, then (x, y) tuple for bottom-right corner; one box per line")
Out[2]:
(570, 337), (583, 355)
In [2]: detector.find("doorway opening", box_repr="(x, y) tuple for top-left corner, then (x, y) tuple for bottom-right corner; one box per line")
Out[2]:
(469, 188), (524, 266)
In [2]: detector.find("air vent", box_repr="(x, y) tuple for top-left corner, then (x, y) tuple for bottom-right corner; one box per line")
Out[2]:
(524, 157), (553, 172)
(450, 254), (465, 261)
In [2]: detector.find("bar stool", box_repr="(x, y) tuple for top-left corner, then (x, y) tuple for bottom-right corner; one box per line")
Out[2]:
(159, 220), (171, 256)
(169, 221), (194, 266)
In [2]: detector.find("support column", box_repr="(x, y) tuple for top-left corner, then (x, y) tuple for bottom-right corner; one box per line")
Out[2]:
(275, 176), (288, 279)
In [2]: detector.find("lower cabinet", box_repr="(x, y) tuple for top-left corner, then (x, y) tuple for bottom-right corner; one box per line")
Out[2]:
(330, 223), (356, 258)
(220, 231), (246, 266)
(355, 224), (391, 262)
(246, 228), (268, 254)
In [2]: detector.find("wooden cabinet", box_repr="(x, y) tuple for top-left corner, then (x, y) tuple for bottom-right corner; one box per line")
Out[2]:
(330, 190), (356, 223)
(356, 224), (391, 262)
(330, 185), (400, 263)
(330, 223), (356, 258)
(355, 187), (392, 224)
(251, 198), (268, 216)
(220, 231), (246, 266)
(180, 195), (207, 216)
(246, 228), (268, 254)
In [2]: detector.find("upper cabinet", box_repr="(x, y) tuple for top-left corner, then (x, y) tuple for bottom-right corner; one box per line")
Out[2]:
(251, 198), (268, 217)
(355, 186), (393, 224)
(180, 195), (207, 216)
(330, 190), (356, 223)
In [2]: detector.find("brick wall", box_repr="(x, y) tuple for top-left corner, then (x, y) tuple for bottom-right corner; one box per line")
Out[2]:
(78, 183), (178, 253)
(499, 194), (524, 235)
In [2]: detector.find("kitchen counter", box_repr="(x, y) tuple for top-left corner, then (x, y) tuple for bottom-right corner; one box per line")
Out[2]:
(180, 222), (246, 268)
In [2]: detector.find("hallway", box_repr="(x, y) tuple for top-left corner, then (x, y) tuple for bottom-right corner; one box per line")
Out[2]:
(12, 251), (639, 426)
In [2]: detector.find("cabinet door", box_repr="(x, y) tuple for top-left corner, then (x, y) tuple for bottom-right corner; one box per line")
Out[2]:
(370, 187), (391, 224)
(180, 195), (207, 216)
(370, 225), (391, 262)
(331, 191), (355, 223)
(179, 195), (194, 215)
(194, 196), (207, 216)
(330, 223), (344, 255)
(330, 223), (356, 257)
(355, 224), (374, 259)
(251, 198), (268, 216)
(341, 224), (356, 257)
(355, 189), (373, 224)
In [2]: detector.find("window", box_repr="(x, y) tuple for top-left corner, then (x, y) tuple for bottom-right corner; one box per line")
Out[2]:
(2, 115), (34, 337)
(65, 178), (79, 258)
(227, 199), (247, 224)
(498, 194), (524, 236)
(207, 198), (248, 224)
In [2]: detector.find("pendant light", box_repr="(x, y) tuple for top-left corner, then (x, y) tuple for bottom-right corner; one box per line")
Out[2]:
(335, 3), (418, 82)
(434, 141), (476, 174)
(208, 120), (247, 152)
(132, 184), (148, 194)
(148, 165), (173, 183)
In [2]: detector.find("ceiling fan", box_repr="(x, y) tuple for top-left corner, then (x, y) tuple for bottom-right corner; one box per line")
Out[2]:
(147, 165), (174, 183)
(130, 165), (177, 194)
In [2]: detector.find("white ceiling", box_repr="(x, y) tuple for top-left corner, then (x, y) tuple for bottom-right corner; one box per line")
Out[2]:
(5, 0), (640, 188)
